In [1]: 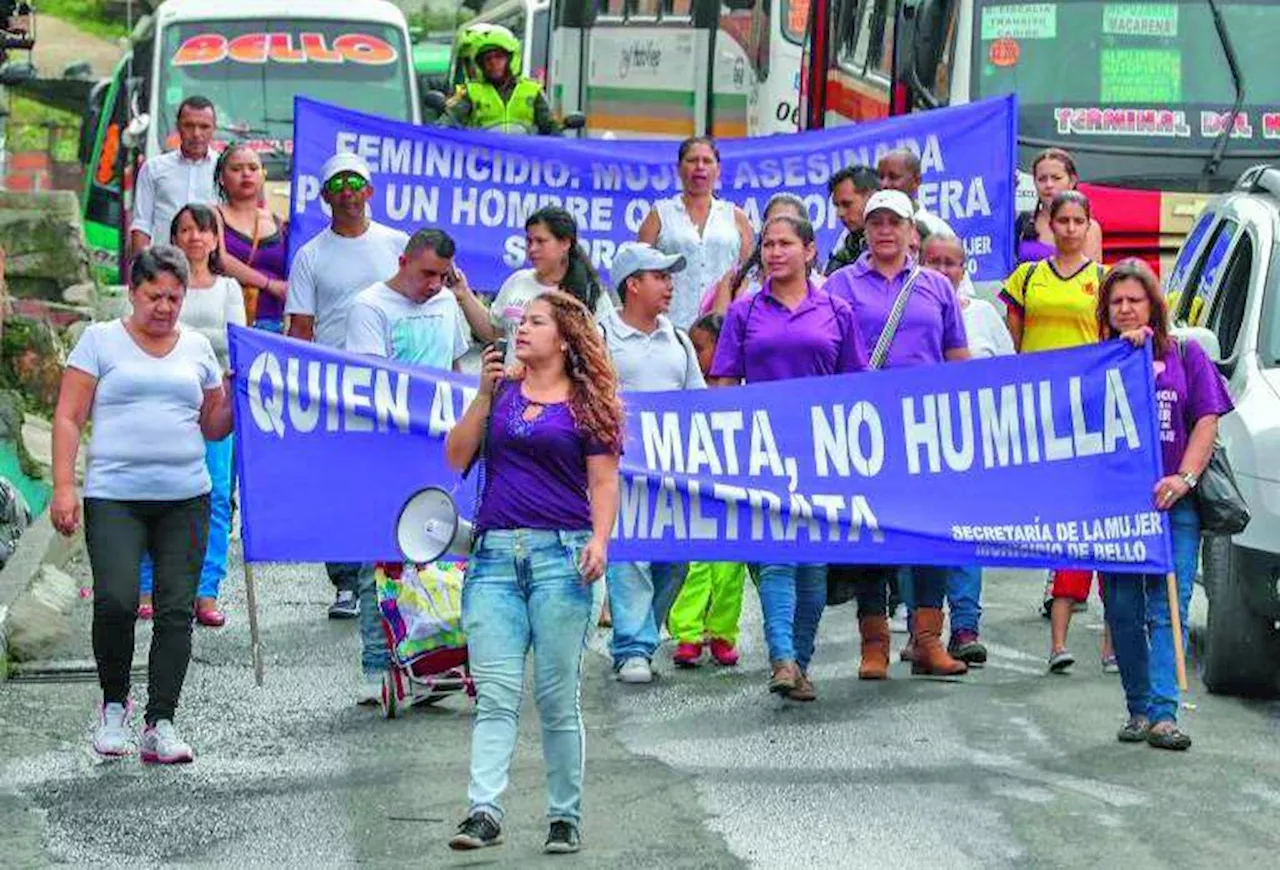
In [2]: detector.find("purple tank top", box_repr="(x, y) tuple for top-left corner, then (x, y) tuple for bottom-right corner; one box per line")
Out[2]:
(223, 215), (288, 321)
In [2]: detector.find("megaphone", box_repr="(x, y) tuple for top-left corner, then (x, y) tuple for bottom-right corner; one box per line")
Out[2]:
(395, 487), (473, 563)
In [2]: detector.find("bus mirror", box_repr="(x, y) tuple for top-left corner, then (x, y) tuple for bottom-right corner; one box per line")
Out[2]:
(562, 112), (586, 131)
(123, 113), (149, 148)
(422, 90), (450, 115)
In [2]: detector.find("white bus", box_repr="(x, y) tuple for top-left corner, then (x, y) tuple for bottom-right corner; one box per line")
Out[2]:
(550, 0), (811, 139)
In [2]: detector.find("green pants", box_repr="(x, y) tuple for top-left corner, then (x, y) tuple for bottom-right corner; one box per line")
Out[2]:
(667, 562), (747, 645)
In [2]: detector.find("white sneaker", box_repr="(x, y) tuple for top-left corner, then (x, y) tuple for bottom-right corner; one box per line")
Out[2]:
(357, 672), (383, 706)
(140, 719), (194, 764)
(889, 603), (910, 634)
(93, 701), (134, 757)
(616, 657), (653, 684)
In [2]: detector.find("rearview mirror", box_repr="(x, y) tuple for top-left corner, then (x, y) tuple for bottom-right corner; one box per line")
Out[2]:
(422, 90), (450, 115)
(563, 112), (586, 131)
(1172, 326), (1222, 363)
(123, 113), (150, 148)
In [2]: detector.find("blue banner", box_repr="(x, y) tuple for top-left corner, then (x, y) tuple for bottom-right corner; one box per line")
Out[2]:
(230, 327), (1171, 574)
(289, 95), (1017, 286)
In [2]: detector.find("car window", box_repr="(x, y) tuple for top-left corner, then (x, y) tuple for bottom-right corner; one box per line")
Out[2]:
(1206, 230), (1255, 359)
(1166, 208), (1215, 301)
(1178, 218), (1237, 327)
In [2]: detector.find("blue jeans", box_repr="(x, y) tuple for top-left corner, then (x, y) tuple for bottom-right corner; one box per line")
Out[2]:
(358, 564), (387, 675)
(462, 529), (594, 824)
(897, 565), (950, 611)
(946, 566), (983, 634)
(756, 563), (827, 671)
(140, 436), (233, 599)
(1102, 501), (1199, 724)
(604, 561), (675, 668)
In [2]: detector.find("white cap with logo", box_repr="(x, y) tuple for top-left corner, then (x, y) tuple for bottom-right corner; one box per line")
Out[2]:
(611, 242), (686, 288)
(863, 189), (915, 220)
(320, 152), (373, 185)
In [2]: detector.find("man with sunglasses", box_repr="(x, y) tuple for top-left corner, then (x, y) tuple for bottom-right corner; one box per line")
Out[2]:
(286, 151), (409, 620)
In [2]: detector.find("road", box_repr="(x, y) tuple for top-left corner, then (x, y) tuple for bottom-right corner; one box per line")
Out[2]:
(2, 546), (1280, 867)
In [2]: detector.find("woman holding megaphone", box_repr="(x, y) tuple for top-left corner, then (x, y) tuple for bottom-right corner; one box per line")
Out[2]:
(444, 291), (623, 855)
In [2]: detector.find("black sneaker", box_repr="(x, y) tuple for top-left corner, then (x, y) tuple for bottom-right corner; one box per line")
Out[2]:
(327, 589), (359, 620)
(448, 812), (502, 850)
(544, 820), (581, 854)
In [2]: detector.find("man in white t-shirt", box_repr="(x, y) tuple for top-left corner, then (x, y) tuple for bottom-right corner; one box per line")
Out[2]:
(601, 242), (703, 685)
(286, 151), (409, 620)
(287, 152), (409, 349)
(344, 228), (470, 704)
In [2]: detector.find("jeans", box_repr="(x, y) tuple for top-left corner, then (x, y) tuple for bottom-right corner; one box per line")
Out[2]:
(140, 437), (233, 599)
(898, 565), (950, 611)
(756, 563), (827, 670)
(667, 562), (747, 645)
(462, 529), (593, 825)
(84, 495), (210, 724)
(326, 562), (360, 593)
(253, 317), (284, 334)
(358, 564), (388, 674)
(604, 561), (676, 667)
(1101, 501), (1199, 724)
(946, 566), (983, 634)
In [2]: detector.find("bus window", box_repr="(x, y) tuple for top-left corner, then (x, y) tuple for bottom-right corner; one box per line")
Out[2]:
(867, 0), (898, 80)
(633, 0), (661, 18)
(665, 0), (694, 17)
(530, 7), (550, 83)
(838, 0), (875, 74)
(782, 0), (810, 43)
(602, 0), (627, 17)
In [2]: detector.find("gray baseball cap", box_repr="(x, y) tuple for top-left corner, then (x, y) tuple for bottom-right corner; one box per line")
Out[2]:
(611, 242), (685, 288)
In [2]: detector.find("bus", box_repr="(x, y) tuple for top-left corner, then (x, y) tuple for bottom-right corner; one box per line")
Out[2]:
(549, 0), (810, 138)
(79, 0), (422, 284)
(800, 0), (1280, 271)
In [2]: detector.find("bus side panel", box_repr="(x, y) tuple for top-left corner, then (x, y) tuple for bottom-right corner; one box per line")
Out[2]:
(80, 60), (129, 286)
(550, 26), (585, 116)
(711, 12), (751, 139)
(823, 68), (889, 127)
(583, 25), (700, 139)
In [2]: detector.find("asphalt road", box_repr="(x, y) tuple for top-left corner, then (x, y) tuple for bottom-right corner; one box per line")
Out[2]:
(3, 547), (1280, 867)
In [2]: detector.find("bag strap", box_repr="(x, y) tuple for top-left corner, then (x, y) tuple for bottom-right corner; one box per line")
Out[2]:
(1019, 259), (1040, 306)
(673, 325), (699, 386)
(869, 266), (922, 370)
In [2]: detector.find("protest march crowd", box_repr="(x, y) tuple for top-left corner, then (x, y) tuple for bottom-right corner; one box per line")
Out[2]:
(45, 91), (1233, 855)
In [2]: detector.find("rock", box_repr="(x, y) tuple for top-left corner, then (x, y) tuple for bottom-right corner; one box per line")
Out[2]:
(2, 564), (77, 662)
(64, 319), (89, 352)
(0, 390), (41, 482)
(0, 316), (64, 415)
(95, 284), (129, 321)
(61, 282), (94, 306)
(0, 477), (31, 571)
(0, 191), (94, 302)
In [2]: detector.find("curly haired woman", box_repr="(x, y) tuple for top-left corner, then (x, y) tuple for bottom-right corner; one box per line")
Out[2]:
(445, 291), (623, 855)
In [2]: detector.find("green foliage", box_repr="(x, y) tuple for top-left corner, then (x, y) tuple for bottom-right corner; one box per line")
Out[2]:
(35, 0), (130, 40)
(5, 96), (80, 164)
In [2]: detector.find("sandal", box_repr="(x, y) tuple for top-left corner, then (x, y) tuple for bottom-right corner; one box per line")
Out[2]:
(1116, 717), (1149, 743)
(1146, 723), (1192, 751)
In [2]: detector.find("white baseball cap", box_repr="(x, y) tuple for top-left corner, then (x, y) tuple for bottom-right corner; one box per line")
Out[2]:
(320, 152), (372, 185)
(863, 189), (915, 220)
(612, 242), (686, 288)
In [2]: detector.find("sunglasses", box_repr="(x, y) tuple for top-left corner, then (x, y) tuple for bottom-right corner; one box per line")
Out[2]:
(325, 174), (368, 195)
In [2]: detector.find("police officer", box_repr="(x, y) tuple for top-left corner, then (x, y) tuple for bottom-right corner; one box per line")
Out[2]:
(438, 25), (558, 134)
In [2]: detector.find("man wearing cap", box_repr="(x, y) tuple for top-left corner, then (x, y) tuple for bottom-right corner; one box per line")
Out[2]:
(287, 151), (410, 620)
(824, 188), (971, 681)
(600, 242), (704, 684)
(877, 148), (954, 247)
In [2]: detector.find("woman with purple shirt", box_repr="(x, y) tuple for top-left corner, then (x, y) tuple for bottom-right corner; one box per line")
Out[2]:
(213, 143), (289, 333)
(445, 291), (623, 854)
(710, 215), (868, 701)
(824, 189), (971, 679)
(1098, 260), (1232, 751)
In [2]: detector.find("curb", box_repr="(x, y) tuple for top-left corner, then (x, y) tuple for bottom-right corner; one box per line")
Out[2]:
(0, 512), (81, 679)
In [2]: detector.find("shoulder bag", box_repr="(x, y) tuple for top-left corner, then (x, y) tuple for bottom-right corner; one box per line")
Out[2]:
(1174, 339), (1250, 535)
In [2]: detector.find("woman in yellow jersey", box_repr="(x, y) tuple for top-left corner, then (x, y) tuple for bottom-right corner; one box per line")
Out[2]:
(1000, 190), (1116, 674)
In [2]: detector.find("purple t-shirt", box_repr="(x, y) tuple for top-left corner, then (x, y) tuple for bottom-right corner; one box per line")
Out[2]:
(474, 383), (612, 533)
(1018, 237), (1056, 264)
(709, 279), (868, 383)
(824, 254), (967, 369)
(223, 216), (288, 322)
(1156, 339), (1233, 476)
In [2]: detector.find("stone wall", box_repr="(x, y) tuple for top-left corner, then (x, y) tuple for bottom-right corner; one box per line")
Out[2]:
(0, 190), (94, 301)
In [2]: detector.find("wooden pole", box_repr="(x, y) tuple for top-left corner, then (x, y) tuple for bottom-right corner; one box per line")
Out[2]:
(1166, 571), (1188, 692)
(244, 562), (265, 687)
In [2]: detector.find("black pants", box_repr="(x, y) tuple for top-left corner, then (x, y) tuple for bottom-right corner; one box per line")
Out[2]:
(326, 562), (360, 593)
(84, 496), (210, 725)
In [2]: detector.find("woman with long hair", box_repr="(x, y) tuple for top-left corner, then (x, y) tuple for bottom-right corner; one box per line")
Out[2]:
(212, 143), (290, 332)
(136, 204), (245, 628)
(1016, 148), (1103, 264)
(710, 214), (868, 701)
(638, 135), (754, 328)
(485, 206), (611, 363)
(445, 291), (623, 854)
(1097, 260), (1231, 750)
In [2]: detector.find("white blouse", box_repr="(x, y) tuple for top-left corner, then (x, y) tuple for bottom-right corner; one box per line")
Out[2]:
(654, 196), (742, 329)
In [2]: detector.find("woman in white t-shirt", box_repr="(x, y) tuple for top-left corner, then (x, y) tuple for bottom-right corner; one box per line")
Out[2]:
(136, 204), (246, 629)
(486, 206), (612, 364)
(51, 245), (234, 763)
(638, 136), (754, 329)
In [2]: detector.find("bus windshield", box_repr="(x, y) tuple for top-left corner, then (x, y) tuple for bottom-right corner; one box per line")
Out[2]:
(158, 19), (413, 162)
(973, 1), (1280, 157)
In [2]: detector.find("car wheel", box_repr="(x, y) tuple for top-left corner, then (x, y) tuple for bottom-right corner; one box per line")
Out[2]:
(1200, 535), (1280, 696)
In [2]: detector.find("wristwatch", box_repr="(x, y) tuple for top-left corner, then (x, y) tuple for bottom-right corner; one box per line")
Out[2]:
(1179, 471), (1199, 489)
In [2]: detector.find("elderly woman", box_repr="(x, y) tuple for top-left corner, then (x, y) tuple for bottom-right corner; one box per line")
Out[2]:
(51, 246), (234, 764)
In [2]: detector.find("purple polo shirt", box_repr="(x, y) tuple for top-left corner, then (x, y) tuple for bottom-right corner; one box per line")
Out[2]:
(709, 279), (868, 383)
(1156, 339), (1233, 477)
(825, 253), (968, 368)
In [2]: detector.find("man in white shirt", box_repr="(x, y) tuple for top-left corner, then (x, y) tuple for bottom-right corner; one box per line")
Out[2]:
(344, 228), (470, 704)
(287, 152), (410, 349)
(286, 150), (409, 619)
(878, 147), (955, 245)
(129, 96), (218, 254)
(601, 242), (704, 685)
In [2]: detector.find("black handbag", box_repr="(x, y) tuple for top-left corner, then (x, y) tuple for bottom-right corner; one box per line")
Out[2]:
(1195, 444), (1250, 535)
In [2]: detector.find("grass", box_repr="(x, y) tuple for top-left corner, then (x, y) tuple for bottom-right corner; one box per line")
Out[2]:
(5, 95), (81, 164)
(36, 0), (131, 41)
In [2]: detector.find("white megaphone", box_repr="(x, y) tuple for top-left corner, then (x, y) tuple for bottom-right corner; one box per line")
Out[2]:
(395, 487), (473, 563)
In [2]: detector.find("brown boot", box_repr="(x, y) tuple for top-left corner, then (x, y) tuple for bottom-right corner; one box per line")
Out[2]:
(858, 615), (890, 680)
(911, 607), (968, 676)
(769, 660), (799, 695)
